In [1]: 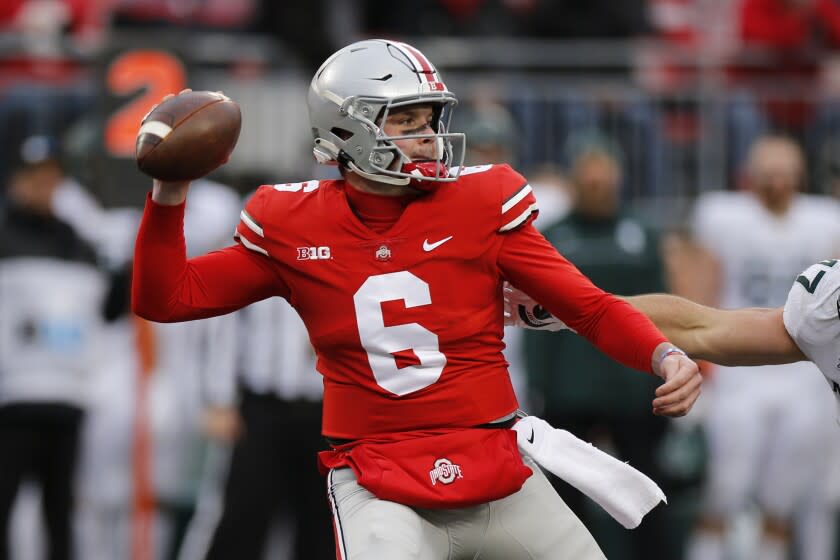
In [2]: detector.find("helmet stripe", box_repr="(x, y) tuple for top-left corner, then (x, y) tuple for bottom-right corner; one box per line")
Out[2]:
(396, 42), (433, 75)
(393, 42), (446, 90)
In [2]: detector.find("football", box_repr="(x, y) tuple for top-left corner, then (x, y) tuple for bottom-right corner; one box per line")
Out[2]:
(135, 90), (241, 182)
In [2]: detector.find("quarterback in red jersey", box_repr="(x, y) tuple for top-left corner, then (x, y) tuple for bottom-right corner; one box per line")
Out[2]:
(133, 39), (701, 560)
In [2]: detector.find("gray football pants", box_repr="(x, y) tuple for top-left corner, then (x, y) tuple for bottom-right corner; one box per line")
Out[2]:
(327, 456), (606, 560)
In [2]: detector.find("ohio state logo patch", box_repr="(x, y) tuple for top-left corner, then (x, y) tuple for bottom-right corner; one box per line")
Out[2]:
(429, 458), (463, 486)
(375, 245), (391, 261)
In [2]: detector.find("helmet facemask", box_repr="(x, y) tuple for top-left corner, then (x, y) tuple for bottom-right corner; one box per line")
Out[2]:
(315, 92), (465, 189)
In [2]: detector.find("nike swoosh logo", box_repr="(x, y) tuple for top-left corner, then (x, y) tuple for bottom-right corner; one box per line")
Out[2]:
(423, 235), (453, 252)
(527, 428), (535, 444)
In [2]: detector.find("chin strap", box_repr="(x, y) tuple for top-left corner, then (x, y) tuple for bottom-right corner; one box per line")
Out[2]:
(346, 160), (451, 190)
(403, 161), (450, 191)
(347, 161), (411, 186)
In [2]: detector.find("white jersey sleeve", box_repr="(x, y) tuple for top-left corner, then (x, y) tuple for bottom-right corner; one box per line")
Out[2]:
(783, 259), (840, 419)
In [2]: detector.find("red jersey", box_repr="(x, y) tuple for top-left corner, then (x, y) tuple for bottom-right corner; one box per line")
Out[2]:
(133, 164), (667, 439)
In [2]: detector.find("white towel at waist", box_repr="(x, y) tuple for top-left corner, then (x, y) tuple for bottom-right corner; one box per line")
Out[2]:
(512, 415), (666, 529)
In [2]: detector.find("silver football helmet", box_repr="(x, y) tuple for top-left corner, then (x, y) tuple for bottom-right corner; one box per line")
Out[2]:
(308, 39), (465, 188)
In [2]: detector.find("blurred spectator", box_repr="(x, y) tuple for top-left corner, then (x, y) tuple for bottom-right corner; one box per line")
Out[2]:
(0, 136), (108, 560)
(109, 0), (256, 31)
(648, 0), (739, 50)
(0, 0), (107, 52)
(0, 2), (96, 189)
(55, 178), (242, 560)
(741, 0), (840, 50)
(734, 0), (840, 114)
(681, 135), (840, 560)
(724, 0), (840, 179)
(523, 142), (672, 560)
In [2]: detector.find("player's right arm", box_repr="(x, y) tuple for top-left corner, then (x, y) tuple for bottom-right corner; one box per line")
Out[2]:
(132, 180), (288, 322)
(621, 294), (806, 366)
(152, 178), (190, 206)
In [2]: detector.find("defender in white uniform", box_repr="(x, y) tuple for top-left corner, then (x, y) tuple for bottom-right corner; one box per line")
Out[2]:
(783, 259), (840, 418)
(686, 136), (840, 560)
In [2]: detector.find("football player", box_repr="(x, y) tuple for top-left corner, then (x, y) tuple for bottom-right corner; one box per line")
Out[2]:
(132, 39), (701, 560)
(685, 135), (839, 560)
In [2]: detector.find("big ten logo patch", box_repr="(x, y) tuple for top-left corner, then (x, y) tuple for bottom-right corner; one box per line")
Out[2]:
(297, 246), (331, 260)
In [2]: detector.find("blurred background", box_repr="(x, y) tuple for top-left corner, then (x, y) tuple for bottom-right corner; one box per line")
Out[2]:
(2, 1), (840, 559)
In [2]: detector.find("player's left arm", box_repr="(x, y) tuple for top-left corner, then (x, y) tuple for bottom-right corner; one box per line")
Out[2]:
(499, 224), (702, 417)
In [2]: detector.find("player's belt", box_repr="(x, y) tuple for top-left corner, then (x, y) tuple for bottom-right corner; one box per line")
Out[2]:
(324, 412), (520, 447)
(475, 411), (518, 429)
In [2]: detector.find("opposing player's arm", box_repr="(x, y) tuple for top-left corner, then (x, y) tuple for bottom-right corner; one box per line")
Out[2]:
(620, 294), (806, 365)
(499, 226), (701, 416)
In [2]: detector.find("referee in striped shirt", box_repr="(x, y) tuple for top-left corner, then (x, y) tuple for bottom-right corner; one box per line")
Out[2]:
(206, 296), (334, 560)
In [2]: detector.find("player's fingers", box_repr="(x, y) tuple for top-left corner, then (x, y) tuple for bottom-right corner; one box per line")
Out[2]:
(652, 370), (702, 408)
(654, 357), (698, 396)
(653, 390), (699, 417)
(655, 385), (701, 416)
(653, 383), (701, 415)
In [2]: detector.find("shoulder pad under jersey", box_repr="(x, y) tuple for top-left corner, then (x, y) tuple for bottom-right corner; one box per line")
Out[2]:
(453, 164), (538, 233)
(234, 180), (322, 257)
(784, 259), (840, 347)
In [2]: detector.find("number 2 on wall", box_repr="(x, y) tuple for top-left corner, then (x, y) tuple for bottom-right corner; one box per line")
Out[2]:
(353, 271), (447, 396)
(104, 50), (187, 157)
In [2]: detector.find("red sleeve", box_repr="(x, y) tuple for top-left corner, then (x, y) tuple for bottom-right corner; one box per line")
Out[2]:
(497, 223), (666, 374)
(131, 194), (289, 322)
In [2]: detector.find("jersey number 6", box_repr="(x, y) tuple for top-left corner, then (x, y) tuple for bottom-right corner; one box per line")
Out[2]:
(353, 271), (447, 396)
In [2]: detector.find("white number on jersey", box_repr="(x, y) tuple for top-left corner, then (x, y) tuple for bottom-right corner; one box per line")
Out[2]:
(449, 164), (492, 176)
(353, 271), (447, 396)
(272, 180), (320, 193)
